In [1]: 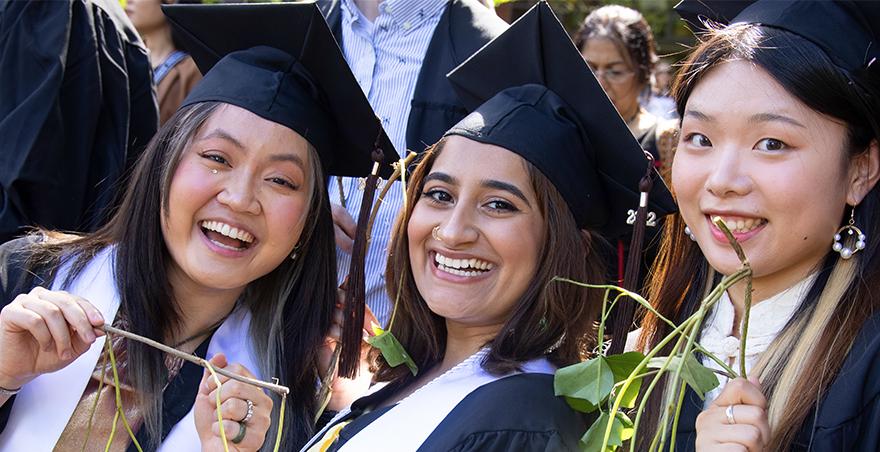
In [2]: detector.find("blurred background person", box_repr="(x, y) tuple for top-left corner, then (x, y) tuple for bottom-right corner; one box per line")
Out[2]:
(0, 0), (158, 244)
(575, 4), (677, 183)
(125, 0), (202, 125)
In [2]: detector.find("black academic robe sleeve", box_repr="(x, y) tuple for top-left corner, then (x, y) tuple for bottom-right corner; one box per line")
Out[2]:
(674, 312), (880, 451)
(0, 0), (158, 243)
(320, 0), (507, 154)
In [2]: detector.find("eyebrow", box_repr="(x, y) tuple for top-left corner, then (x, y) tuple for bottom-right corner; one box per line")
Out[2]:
(747, 112), (806, 129)
(424, 172), (531, 207)
(198, 128), (306, 169)
(685, 110), (807, 129)
(683, 110), (714, 122)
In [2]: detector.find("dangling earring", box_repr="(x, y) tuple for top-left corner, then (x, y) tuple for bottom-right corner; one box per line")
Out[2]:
(684, 226), (696, 241)
(832, 205), (867, 259)
(290, 243), (301, 260)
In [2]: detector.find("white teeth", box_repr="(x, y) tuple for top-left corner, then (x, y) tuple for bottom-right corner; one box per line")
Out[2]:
(200, 220), (254, 243)
(711, 216), (765, 233)
(433, 252), (494, 274)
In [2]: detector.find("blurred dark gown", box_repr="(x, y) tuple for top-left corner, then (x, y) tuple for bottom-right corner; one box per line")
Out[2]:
(0, 0), (158, 243)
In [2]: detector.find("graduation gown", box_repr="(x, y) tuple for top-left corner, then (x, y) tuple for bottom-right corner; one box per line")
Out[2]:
(0, 0), (159, 243)
(0, 238), (258, 451)
(305, 351), (587, 452)
(319, 0), (508, 154)
(673, 312), (880, 451)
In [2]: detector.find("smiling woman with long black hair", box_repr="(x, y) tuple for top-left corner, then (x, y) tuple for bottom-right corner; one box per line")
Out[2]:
(0, 4), (392, 451)
(636, 1), (880, 450)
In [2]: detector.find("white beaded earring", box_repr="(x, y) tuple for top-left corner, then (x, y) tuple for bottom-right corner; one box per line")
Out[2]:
(684, 226), (696, 241)
(832, 206), (866, 259)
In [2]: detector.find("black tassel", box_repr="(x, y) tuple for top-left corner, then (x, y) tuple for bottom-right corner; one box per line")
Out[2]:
(608, 154), (654, 356)
(338, 142), (385, 379)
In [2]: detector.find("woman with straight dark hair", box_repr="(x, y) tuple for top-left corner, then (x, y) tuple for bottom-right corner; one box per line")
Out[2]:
(637, 1), (880, 450)
(302, 3), (675, 451)
(0, 3), (392, 451)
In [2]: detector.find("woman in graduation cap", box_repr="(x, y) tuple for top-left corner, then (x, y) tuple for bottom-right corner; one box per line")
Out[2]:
(301, 3), (675, 451)
(635, 0), (880, 450)
(0, 3), (394, 451)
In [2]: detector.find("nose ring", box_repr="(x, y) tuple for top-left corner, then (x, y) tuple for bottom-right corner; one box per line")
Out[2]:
(432, 226), (443, 242)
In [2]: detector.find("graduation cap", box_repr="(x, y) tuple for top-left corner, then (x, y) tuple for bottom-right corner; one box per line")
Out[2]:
(444, 1), (677, 354)
(445, 1), (676, 237)
(162, 1), (399, 178)
(674, 0), (880, 74)
(163, 2), (399, 378)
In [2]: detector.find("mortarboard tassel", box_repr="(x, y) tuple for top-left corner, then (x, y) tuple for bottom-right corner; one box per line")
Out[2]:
(338, 139), (386, 379)
(608, 154), (655, 356)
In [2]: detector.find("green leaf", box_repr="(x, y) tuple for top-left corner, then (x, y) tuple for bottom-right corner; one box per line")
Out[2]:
(606, 352), (645, 409)
(564, 396), (598, 413)
(367, 331), (418, 376)
(580, 411), (631, 451)
(554, 357), (615, 406)
(647, 354), (719, 400)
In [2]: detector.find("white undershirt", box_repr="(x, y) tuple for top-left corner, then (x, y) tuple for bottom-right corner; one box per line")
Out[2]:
(699, 274), (816, 407)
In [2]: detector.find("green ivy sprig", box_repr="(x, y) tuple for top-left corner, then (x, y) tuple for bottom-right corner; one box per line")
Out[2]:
(554, 218), (753, 451)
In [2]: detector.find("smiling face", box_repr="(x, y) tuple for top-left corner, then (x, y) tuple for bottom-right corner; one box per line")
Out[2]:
(407, 136), (545, 333)
(672, 60), (862, 297)
(162, 104), (313, 298)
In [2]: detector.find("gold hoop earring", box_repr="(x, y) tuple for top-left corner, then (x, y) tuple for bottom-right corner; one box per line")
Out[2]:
(432, 226), (443, 242)
(832, 205), (866, 259)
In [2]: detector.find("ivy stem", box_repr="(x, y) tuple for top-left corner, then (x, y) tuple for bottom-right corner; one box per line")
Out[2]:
(711, 217), (754, 378)
(100, 324), (289, 395)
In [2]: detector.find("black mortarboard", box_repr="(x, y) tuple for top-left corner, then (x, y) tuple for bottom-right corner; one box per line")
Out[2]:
(444, 1), (676, 237)
(162, 2), (399, 178)
(674, 0), (880, 74)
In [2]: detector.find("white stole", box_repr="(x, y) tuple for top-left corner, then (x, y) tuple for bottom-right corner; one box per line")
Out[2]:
(157, 308), (258, 451)
(303, 348), (555, 452)
(0, 248), (261, 451)
(0, 248), (121, 451)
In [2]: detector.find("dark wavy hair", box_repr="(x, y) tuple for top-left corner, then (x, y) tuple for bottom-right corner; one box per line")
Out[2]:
(639, 23), (880, 450)
(373, 138), (605, 384)
(25, 101), (337, 450)
(574, 5), (658, 88)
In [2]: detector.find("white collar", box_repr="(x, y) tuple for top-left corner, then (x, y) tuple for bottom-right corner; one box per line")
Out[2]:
(700, 273), (817, 361)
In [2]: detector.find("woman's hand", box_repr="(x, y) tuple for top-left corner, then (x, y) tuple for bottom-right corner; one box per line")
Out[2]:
(695, 377), (771, 452)
(0, 286), (105, 390)
(316, 287), (376, 411)
(195, 354), (274, 452)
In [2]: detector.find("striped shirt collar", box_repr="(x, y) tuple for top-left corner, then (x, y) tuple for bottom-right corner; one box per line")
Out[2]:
(342, 0), (448, 33)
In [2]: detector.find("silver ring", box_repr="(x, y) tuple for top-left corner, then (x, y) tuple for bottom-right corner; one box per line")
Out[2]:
(725, 405), (736, 425)
(240, 399), (254, 424)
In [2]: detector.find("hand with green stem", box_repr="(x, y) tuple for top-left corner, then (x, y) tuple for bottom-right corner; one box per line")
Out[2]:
(553, 218), (757, 452)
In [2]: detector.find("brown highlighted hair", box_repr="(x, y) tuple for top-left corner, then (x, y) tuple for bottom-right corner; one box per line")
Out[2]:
(639, 23), (880, 450)
(374, 138), (605, 383)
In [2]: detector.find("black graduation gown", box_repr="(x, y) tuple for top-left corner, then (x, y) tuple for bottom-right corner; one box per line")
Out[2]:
(324, 373), (587, 451)
(674, 313), (880, 451)
(319, 0), (508, 154)
(0, 238), (208, 452)
(0, 0), (159, 243)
